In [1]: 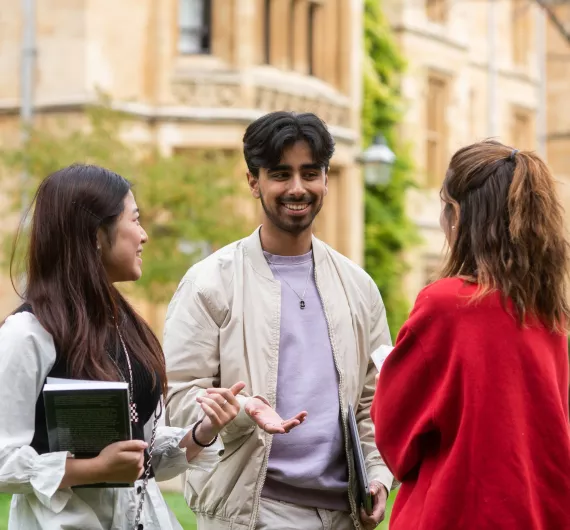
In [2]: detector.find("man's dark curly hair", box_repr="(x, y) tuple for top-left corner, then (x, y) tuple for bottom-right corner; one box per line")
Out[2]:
(243, 111), (335, 177)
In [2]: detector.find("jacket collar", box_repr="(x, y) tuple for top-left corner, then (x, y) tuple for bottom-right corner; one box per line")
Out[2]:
(243, 226), (328, 280)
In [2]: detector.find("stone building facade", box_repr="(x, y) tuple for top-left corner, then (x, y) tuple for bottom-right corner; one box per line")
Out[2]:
(384, 0), (544, 301)
(545, 2), (570, 226)
(0, 0), (365, 321)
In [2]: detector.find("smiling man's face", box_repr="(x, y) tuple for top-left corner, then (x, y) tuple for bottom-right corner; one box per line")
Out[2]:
(248, 140), (328, 236)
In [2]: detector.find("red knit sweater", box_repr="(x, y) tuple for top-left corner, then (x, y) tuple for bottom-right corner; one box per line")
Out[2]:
(371, 278), (570, 530)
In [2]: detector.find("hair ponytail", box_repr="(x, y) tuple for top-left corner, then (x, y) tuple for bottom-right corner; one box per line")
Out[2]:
(509, 152), (562, 247)
(441, 140), (570, 333)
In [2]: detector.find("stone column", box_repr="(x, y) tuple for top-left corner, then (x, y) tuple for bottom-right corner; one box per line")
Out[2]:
(338, 0), (352, 95)
(323, 0), (339, 87)
(291, 0), (309, 74)
(233, 0), (258, 68)
(310, 1), (326, 79)
(270, 0), (291, 69)
(212, 0), (235, 63)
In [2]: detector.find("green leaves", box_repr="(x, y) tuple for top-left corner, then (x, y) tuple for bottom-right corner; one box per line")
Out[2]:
(363, 0), (419, 337)
(0, 101), (249, 304)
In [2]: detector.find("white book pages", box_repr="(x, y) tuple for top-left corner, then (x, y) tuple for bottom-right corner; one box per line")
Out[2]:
(44, 380), (128, 392)
(47, 377), (98, 385)
(371, 345), (394, 372)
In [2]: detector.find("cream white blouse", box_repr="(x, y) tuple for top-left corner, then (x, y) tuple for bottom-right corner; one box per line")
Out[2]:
(0, 311), (218, 530)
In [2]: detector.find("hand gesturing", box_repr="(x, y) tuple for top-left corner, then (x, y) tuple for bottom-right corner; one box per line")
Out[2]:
(245, 397), (307, 434)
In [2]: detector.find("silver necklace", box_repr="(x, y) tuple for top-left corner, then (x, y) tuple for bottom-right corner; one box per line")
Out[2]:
(269, 261), (313, 310)
(114, 325), (161, 530)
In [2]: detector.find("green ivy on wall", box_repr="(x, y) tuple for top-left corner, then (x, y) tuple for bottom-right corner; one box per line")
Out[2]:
(362, 0), (419, 337)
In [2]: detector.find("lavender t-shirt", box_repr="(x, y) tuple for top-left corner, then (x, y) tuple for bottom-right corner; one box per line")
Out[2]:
(261, 250), (349, 511)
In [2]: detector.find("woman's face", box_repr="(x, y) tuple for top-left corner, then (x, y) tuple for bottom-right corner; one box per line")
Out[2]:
(99, 191), (148, 283)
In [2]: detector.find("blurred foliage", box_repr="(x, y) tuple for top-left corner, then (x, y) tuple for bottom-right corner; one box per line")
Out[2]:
(0, 99), (250, 304)
(362, 0), (420, 337)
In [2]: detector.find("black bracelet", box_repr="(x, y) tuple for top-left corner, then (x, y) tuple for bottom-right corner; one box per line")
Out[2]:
(192, 419), (218, 448)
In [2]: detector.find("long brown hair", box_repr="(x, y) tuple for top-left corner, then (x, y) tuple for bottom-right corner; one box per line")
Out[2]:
(440, 140), (570, 333)
(11, 164), (167, 395)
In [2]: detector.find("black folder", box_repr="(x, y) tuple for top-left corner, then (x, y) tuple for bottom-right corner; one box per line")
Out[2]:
(348, 403), (373, 515)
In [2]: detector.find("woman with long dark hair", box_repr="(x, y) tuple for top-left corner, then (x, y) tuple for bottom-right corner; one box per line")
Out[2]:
(0, 164), (244, 529)
(371, 141), (570, 529)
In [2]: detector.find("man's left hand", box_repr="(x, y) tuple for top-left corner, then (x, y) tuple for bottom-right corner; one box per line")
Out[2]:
(245, 397), (307, 434)
(360, 480), (387, 530)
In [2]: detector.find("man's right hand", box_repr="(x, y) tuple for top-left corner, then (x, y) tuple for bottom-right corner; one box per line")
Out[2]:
(245, 397), (307, 434)
(94, 440), (147, 483)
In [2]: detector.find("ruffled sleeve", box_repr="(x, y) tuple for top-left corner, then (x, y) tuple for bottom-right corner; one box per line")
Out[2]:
(0, 312), (72, 512)
(145, 411), (222, 482)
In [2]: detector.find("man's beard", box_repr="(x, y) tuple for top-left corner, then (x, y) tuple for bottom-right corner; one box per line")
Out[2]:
(259, 192), (323, 235)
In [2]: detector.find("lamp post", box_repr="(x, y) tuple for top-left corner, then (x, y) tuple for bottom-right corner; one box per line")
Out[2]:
(359, 135), (396, 186)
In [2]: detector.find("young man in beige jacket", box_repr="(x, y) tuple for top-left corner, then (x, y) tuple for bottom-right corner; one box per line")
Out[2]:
(164, 111), (394, 530)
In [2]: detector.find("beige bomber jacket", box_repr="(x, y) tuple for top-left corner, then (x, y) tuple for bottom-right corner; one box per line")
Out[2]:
(164, 228), (394, 530)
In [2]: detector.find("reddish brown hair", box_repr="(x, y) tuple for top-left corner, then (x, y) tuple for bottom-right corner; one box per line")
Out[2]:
(10, 164), (167, 395)
(440, 140), (570, 333)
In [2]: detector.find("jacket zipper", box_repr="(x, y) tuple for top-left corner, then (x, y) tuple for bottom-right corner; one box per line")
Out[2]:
(314, 266), (361, 529)
(249, 285), (280, 530)
(249, 264), (361, 530)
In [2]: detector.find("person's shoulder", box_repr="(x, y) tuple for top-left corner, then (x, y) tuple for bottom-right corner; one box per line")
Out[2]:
(2, 309), (45, 338)
(321, 240), (372, 284)
(0, 310), (55, 362)
(167, 237), (246, 315)
(412, 277), (478, 316)
(396, 279), (471, 343)
(180, 238), (244, 287)
(420, 276), (470, 298)
(317, 240), (384, 310)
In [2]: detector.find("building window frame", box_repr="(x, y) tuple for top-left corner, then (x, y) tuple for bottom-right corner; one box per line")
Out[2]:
(511, 106), (534, 150)
(178, 0), (212, 55)
(425, 71), (449, 188)
(425, 0), (448, 24)
(511, 0), (532, 66)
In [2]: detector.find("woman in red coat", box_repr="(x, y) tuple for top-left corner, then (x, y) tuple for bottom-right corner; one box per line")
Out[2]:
(371, 140), (570, 530)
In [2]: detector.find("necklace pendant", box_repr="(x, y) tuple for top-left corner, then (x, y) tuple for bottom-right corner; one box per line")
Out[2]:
(130, 402), (139, 424)
(300, 300), (305, 310)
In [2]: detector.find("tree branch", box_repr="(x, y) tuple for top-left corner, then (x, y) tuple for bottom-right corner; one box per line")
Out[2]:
(534, 0), (570, 44)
